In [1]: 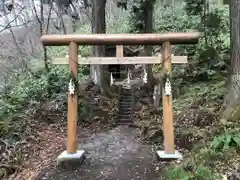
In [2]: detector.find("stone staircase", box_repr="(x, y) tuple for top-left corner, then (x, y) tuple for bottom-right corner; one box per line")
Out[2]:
(117, 87), (133, 125)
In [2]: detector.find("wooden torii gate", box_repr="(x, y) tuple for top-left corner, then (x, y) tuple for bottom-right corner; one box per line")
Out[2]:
(41, 32), (200, 164)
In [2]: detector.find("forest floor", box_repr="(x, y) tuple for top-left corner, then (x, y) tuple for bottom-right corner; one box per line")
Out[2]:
(2, 79), (240, 180)
(20, 125), (163, 180)
(5, 82), (166, 180)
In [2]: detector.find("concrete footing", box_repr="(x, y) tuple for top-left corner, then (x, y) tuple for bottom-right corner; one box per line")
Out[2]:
(57, 150), (85, 166)
(156, 150), (183, 160)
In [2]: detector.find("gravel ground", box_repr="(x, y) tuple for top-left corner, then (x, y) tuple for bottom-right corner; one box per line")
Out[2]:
(34, 126), (163, 180)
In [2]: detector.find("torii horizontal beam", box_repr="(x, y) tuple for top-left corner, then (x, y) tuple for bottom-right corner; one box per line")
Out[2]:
(52, 55), (188, 65)
(42, 32), (201, 164)
(41, 32), (200, 46)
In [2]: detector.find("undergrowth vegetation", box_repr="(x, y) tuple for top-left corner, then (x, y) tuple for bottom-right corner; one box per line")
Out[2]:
(165, 127), (240, 180)
(158, 1), (239, 179)
(0, 66), (68, 134)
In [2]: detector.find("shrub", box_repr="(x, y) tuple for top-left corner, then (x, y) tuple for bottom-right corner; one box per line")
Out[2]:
(165, 164), (218, 180)
(0, 65), (84, 133)
(212, 131), (240, 151)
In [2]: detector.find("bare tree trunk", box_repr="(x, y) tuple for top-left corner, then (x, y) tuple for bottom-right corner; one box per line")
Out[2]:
(40, 0), (49, 72)
(153, 83), (161, 109)
(90, 0), (105, 85)
(221, 0), (240, 122)
(144, 0), (155, 92)
(90, 0), (111, 96)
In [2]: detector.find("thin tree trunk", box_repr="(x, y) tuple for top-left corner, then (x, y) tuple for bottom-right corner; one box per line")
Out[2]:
(144, 0), (155, 92)
(40, 0), (49, 72)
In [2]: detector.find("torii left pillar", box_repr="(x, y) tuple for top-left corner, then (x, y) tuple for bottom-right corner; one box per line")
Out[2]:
(57, 41), (85, 165)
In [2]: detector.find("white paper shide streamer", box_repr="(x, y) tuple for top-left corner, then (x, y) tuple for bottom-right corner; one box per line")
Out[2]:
(110, 72), (114, 86)
(68, 79), (75, 95)
(93, 70), (98, 84)
(164, 78), (171, 96)
(143, 68), (147, 83)
(127, 69), (131, 85)
(153, 85), (157, 100)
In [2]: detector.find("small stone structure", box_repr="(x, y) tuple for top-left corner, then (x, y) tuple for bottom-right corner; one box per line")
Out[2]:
(106, 45), (138, 80)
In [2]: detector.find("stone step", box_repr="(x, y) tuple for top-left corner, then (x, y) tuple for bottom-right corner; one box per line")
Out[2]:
(120, 95), (132, 98)
(118, 115), (132, 119)
(120, 90), (132, 94)
(119, 111), (131, 115)
(120, 100), (132, 103)
(120, 94), (132, 97)
(117, 88), (133, 125)
(120, 99), (132, 102)
(120, 95), (132, 97)
(119, 104), (131, 108)
(119, 109), (131, 113)
(120, 92), (132, 96)
(117, 121), (133, 125)
(119, 104), (132, 108)
(118, 119), (132, 125)
(119, 105), (131, 108)
(119, 103), (131, 106)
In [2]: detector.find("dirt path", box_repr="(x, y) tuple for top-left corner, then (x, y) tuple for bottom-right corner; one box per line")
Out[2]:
(34, 126), (163, 180)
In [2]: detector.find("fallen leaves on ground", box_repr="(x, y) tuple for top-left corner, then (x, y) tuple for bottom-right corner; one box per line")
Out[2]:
(1, 79), (120, 180)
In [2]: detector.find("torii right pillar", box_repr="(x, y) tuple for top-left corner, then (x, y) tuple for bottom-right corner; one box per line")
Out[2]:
(156, 41), (183, 160)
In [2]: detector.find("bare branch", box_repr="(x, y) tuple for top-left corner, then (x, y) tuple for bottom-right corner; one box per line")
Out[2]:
(0, 7), (25, 33)
(31, 0), (41, 24)
(45, 0), (54, 34)
(0, 164), (19, 170)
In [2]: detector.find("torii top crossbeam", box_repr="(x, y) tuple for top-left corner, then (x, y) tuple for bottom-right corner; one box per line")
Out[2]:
(41, 32), (200, 159)
(41, 32), (200, 46)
